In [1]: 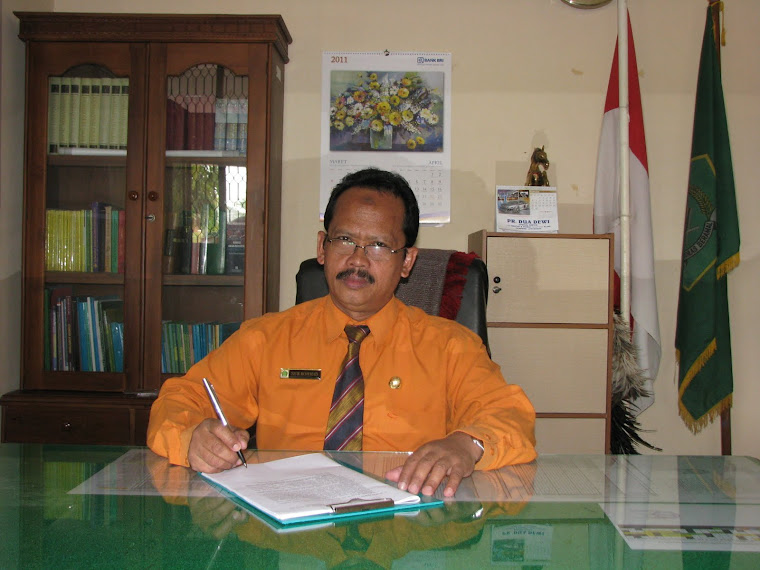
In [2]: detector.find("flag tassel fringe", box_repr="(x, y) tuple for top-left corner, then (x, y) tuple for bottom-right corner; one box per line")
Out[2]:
(677, 338), (716, 391)
(677, 338), (732, 434)
(717, 251), (740, 280)
(679, 393), (732, 435)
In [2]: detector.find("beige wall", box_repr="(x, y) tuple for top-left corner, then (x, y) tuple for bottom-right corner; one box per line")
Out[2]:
(1, 0), (758, 457)
(0, 0), (53, 417)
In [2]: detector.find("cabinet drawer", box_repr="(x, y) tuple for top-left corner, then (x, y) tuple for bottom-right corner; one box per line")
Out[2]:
(490, 328), (610, 413)
(535, 418), (607, 454)
(3, 405), (133, 445)
(486, 236), (610, 323)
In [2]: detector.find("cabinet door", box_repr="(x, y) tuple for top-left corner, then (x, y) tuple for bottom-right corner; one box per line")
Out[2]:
(490, 328), (609, 414)
(142, 43), (284, 385)
(23, 42), (147, 392)
(485, 235), (610, 324)
(469, 231), (614, 453)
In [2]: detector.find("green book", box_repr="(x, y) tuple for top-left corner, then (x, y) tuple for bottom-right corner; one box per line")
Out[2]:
(59, 77), (72, 148)
(44, 288), (51, 370)
(48, 77), (62, 153)
(99, 298), (124, 372)
(84, 209), (92, 272)
(206, 212), (226, 275)
(111, 208), (120, 273)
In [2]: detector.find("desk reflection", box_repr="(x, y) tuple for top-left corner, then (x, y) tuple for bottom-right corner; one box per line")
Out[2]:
(147, 451), (520, 568)
(8, 446), (758, 569)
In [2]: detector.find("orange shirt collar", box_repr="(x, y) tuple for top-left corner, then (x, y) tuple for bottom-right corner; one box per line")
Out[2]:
(322, 294), (401, 347)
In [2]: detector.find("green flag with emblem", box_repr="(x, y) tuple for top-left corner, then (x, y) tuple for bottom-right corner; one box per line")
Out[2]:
(676, 5), (740, 433)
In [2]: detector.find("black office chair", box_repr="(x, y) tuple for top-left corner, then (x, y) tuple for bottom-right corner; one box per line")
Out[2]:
(295, 249), (490, 354)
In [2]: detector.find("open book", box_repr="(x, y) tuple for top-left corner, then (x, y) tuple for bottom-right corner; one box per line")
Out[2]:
(201, 453), (442, 525)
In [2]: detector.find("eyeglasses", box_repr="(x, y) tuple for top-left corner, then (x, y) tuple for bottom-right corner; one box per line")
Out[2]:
(325, 236), (406, 262)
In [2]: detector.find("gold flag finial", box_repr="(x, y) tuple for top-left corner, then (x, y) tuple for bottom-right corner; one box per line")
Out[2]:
(708, 1), (726, 48)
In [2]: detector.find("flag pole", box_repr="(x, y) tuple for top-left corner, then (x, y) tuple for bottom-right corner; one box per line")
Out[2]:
(708, 0), (732, 456)
(618, 0), (631, 326)
(614, 6), (630, 551)
(596, 0), (662, 422)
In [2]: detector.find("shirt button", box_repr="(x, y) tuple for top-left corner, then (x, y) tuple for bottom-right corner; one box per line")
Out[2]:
(389, 377), (402, 389)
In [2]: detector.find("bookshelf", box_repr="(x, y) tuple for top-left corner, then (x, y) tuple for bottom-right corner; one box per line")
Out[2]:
(0, 13), (291, 445)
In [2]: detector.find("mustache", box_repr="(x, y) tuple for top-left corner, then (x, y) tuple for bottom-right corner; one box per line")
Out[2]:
(336, 268), (375, 284)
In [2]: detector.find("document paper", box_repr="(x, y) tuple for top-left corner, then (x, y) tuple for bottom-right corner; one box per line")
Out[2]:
(201, 453), (428, 524)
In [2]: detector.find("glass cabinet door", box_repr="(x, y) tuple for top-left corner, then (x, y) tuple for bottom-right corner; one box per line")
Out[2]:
(45, 66), (128, 378)
(159, 63), (248, 375)
(24, 42), (145, 393)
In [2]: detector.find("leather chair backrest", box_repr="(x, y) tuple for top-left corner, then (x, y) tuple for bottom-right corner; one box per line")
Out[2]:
(295, 250), (490, 354)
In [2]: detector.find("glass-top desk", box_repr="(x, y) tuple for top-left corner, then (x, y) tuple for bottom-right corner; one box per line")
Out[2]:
(2, 445), (759, 569)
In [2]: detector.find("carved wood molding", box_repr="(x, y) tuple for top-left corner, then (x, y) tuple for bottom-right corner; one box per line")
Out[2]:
(16, 12), (292, 62)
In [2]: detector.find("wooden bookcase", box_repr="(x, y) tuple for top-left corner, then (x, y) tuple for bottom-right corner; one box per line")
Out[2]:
(0, 13), (291, 445)
(469, 230), (614, 454)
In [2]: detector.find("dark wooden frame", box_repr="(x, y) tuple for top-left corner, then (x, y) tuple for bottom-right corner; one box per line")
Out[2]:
(1, 13), (290, 445)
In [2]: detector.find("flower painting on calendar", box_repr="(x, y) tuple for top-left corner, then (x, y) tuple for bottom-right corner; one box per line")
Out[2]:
(328, 70), (444, 152)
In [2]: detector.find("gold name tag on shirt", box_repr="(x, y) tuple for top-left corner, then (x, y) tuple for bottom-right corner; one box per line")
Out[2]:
(280, 368), (322, 380)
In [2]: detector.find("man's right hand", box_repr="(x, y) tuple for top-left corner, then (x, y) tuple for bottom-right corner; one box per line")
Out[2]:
(188, 418), (250, 473)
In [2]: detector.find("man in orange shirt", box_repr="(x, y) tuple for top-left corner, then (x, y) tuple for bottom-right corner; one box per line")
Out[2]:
(148, 168), (536, 496)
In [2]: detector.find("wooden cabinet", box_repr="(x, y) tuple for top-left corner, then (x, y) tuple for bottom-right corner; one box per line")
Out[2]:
(468, 231), (614, 453)
(1, 13), (291, 445)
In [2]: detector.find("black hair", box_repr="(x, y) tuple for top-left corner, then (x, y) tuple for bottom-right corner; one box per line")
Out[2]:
(323, 168), (420, 248)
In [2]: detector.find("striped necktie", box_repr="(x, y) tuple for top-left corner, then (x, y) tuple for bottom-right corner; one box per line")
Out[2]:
(324, 325), (370, 451)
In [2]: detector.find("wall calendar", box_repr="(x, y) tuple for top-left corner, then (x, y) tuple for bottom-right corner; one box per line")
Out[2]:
(320, 51), (452, 225)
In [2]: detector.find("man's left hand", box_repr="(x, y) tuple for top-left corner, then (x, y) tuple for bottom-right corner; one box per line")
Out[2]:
(384, 432), (482, 498)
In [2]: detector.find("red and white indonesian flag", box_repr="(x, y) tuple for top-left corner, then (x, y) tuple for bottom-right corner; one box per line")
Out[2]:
(594, 14), (661, 414)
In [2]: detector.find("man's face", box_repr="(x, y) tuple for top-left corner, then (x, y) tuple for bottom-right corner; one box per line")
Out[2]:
(317, 187), (418, 322)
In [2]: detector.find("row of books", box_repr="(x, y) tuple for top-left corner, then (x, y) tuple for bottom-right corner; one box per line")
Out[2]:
(45, 290), (124, 373)
(162, 209), (245, 275)
(45, 203), (125, 273)
(161, 321), (241, 374)
(48, 77), (129, 154)
(166, 97), (249, 153)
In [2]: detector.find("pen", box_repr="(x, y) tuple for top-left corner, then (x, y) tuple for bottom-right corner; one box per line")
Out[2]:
(202, 377), (247, 468)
